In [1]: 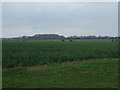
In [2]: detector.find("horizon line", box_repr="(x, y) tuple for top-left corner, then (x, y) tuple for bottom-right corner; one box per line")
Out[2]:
(1, 34), (119, 38)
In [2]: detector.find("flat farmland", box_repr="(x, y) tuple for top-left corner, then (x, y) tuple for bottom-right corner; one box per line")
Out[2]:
(2, 39), (119, 88)
(2, 39), (118, 68)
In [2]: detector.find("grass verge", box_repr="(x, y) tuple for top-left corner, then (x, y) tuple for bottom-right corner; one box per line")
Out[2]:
(3, 58), (118, 88)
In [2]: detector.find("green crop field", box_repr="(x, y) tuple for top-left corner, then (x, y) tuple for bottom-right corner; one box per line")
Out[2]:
(2, 39), (118, 68)
(2, 39), (119, 88)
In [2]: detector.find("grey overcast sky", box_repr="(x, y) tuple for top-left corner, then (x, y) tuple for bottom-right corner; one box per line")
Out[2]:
(2, 2), (118, 38)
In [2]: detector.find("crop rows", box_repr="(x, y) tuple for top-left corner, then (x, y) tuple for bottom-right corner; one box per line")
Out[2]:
(2, 39), (118, 68)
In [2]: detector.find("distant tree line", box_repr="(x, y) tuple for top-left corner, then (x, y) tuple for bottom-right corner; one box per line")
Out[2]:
(2, 34), (65, 40)
(2, 34), (120, 40)
(66, 35), (120, 39)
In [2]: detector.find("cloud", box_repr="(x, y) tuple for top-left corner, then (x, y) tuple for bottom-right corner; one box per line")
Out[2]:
(2, 2), (118, 38)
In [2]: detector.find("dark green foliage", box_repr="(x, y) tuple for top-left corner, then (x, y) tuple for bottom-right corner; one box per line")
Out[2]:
(61, 39), (65, 42)
(2, 39), (118, 68)
(69, 39), (72, 42)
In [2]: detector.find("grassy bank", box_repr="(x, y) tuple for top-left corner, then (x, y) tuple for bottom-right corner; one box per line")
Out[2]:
(3, 58), (118, 88)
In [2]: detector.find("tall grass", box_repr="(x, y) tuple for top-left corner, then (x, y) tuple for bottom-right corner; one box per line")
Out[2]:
(2, 39), (118, 68)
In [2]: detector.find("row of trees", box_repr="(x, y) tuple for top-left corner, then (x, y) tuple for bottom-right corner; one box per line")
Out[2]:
(2, 34), (120, 40)
(66, 35), (119, 39)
